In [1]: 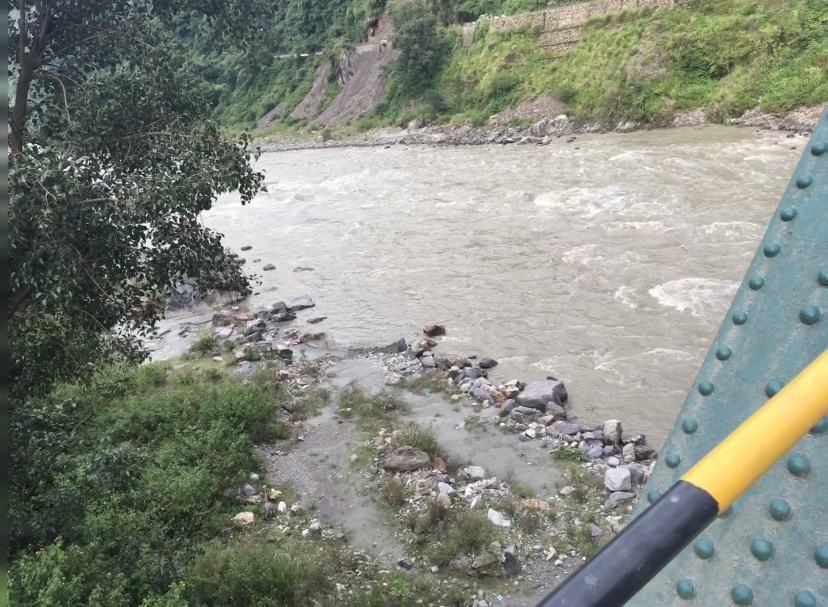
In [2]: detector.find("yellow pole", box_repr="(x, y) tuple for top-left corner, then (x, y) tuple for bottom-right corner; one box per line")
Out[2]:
(681, 347), (828, 512)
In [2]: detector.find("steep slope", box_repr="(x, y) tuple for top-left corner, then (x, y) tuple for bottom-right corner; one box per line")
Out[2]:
(290, 61), (332, 120)
(315, 42), (397, 126)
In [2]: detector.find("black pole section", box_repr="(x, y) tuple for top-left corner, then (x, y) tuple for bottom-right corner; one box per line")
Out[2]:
(534, 480), (719, 607)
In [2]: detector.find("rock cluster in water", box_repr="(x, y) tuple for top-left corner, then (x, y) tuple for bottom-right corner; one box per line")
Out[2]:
(403, 324), (658, 470)
(209, 294), (324, 363)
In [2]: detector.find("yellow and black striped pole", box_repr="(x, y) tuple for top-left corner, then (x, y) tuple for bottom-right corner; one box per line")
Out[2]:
(535, 348), (828, 607)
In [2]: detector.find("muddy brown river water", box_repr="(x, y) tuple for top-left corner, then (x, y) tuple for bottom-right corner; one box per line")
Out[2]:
(200, 126), (803, 448)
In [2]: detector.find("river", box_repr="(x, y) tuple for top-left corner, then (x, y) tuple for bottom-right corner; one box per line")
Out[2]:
(201, 125), (802, 447)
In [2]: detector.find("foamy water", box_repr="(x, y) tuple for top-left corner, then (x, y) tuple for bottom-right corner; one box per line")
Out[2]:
(202, 125), (803, 446)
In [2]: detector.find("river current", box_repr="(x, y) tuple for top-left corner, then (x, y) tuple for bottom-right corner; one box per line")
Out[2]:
(202, 125), (802, 447)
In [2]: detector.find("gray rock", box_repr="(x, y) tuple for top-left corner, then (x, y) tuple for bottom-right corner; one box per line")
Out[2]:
(438, 482), (456, 495)
(242, 330), (263, 343)
(607, 491), (636, 508)
(272, 311), (296, 322)
(293, 266), (314, 273)
(421, 356), (437, 368)
(516, 379), (568, 410)
(307, 316), (327, 324)
(241, 245), (253, 251)
(244, 319), (266, 336)
(447, 365), (462, 379)
(263, 263), (276, 271)
(271, 302), (288, 315)
(606, 456), (621, 467)
(545, 402), (566, 417)
(588, 523), (604, 538)
(603, 420), (623, 445)
(479, 357), (498, 369)
(408, 117), (425, 130)
(434, 356), (451, 370)
(463, 367), (479, 380)
(586, 445), (604, 458)
(464, 466), (486, 480)
(603, 445), (616, 457)
(635, 444), (657, 461)
(215, 327), (234, 340)
(621, 432), (646, 445)
(510, 408), (539, 425)
(287, 295), (315, 311)
(391, 337), (407, 353)
(472, 553), (499, 570)
(500, 399), (516, 414)
(241, 483), (256, 496)
(556, 422), (581, 435)
(473, 387), (494, 405)
(604, 467), (632, 492)
(459, 381), (473, 393)
(621, 463), (647, 485)
(383, 447), (430, 472)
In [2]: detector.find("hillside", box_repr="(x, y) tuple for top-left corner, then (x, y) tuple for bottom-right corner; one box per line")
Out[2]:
(192, 0), (827, 134)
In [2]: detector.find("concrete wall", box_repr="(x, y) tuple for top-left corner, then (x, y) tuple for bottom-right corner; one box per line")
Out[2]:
(461, 0), (674, 50)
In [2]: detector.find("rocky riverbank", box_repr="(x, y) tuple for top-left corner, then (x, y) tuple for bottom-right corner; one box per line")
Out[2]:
(256, 104), (824, 153)
(166, 292), (668, 605)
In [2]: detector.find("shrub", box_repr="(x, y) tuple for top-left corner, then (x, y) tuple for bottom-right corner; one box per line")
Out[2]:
(397, 423), (440, 458)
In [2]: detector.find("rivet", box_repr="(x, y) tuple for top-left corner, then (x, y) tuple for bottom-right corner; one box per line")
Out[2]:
(819, 271), (828, 286)
(795, 175), (813, 189)
(719, 504), (734, 519)
(787, 454), (810, 477)
(693, 538), (714, 559)
(780, 207), (798, 221)
(750, 538), (774, 561)
(811, 141), (828, 156)
(676, 578), (696, 600)
(665, 452), (681, 468)
(699, 381), (714, 396)
(682, 419), (699, 434)
(647, 489), (661, 503)
(769, 498), (792, 521)
(732, 310), (748, 325)
(794, 590), (817, 607)
(799, 305), (822, 325)
(748, 276), (765, 290)
(716, 346), (732, 360)
(763, 242), (781, 258)
(731, 583), (754, 605)
(814, 545), (828, 568)
(765, 380), (784, 397)
(810, 415), (828, 435)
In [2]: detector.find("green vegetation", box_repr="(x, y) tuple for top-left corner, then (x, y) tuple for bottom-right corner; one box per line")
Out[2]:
(203, 0), (826, 134)
(551, 445), (590, 463)
(397, 423), (441, 457)
(396, 372), (448, 394)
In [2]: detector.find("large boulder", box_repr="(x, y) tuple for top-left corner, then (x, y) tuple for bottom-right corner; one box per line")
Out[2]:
(516, 379), (568, 410)
(383, 447), (430, 472)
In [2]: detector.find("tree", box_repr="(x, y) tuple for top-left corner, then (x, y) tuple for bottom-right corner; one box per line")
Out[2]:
(390, 0), (442, 96)
(8, 0), (268, 401)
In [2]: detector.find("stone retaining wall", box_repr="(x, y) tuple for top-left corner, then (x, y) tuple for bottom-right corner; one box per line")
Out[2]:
(461, 0), (674, 50)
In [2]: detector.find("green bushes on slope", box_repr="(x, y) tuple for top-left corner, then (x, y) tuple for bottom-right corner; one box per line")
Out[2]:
(429, 0), (827, 126)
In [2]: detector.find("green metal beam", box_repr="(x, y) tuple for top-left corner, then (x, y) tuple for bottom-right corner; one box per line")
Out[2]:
(626, 109), (828, 606)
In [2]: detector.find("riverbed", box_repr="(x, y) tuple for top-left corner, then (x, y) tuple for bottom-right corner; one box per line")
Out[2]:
(201, 125), (804, 447)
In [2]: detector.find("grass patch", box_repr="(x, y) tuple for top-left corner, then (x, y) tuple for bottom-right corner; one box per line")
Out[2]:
(511, 481), (534, 499)
(419, 511), (500, 567)
(551, 446), (589, 464)
(397, 422), (440, 458)
(396, 373), (448, 394)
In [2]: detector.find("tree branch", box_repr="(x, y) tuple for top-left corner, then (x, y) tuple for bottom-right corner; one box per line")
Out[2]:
(9, 286), (34, 317)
